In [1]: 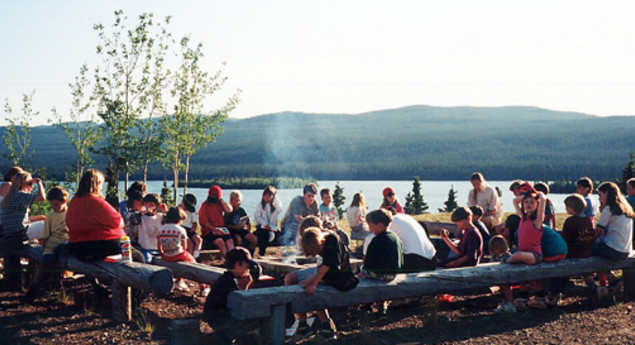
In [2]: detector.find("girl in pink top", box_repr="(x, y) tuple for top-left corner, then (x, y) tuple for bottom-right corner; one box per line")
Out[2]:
(506, 182), (546, 265)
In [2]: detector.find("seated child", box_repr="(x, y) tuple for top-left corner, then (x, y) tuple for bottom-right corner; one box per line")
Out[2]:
(23, 186), (69, 303)
(346, 192), (370, 240)
(224, 190), (258, 255)
(360, 209), (403, 281)
(577, 177), (599, 222)
(285, 227), (357, 340)
(203, 248), (264, 344)
(469, 205), (491, 255)
(561, 194), (597, 259)
(319, 188), (338, 230)
(438, 207), (483, 268)
(534, 182), (557, 229)
(138, 193), (166, 263)
(253, 186), (283, 257)
(489, 235), (511, 263)
(179, 193), (202, 259)
(199, 185), (234, 258)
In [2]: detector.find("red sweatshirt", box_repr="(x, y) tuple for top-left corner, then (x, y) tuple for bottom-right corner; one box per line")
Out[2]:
(66, 194), (125, 243)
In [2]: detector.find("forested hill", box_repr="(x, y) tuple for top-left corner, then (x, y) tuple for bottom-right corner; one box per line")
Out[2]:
(2, 105), (634, 181)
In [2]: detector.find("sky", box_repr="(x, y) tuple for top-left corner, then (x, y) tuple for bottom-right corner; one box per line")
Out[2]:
(2, 0), (635, 126)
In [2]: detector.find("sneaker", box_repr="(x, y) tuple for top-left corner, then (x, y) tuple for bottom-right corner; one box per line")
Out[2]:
(175, 280), (190, 292)
(513, 298), (528, 311)
(200, 286), (211, 297)
(494, 301), (516, 313)
(294, 321), (314, 339)
(545, 294), (560, 307)
(317, 319), (337, 340)
(527, 296), (547, 309)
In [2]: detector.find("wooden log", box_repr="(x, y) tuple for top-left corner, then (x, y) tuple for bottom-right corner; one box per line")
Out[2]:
(152, 257), (225, 286)
(169, 319), (201, 345)
(18, 245), (173, 294)
(270, 304), (286, 345)
(421, 221), (460, 237)
(112, 281), (132, 322)
(228, 254), (635, 319)
(197, 249), (221, 261)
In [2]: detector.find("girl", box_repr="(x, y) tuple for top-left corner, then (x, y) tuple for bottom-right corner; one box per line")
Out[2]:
(253, 186), (283, 256)
(346, 192), (370, 240)
(380, 187), (404, 214)
(592, 182), (634, 261)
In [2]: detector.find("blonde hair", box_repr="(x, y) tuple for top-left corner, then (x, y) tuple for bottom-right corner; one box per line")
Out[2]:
(0, 171), (32, 208)
(230, 190), (243, 201)
(301, 227), (324, 257)
(76, 169), (105, 197)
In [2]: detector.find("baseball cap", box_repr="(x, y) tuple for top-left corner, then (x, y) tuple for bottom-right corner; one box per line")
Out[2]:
(383, 187), (395, 197)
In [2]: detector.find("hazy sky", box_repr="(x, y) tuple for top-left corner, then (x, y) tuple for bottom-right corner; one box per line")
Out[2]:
(2, 0), (635, 126)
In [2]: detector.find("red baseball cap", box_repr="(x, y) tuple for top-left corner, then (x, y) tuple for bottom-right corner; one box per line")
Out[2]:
(208, 185), (222, 198)
(383, 187), (395, 197)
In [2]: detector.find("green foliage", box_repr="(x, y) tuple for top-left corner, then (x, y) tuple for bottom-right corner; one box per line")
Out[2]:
(160, 178), (175, 207)
(52, 64), (102, 187)
(438, 185), (458, 213)
(3, 91), (36, 168)
(404, 176), (428, 215)
(333, 182), (346, 218)
(620, 151), (635, 192)
(188, 176), (314, 189)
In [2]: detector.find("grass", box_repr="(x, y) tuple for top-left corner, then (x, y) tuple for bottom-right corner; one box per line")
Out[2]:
(133, 307), (155, 338)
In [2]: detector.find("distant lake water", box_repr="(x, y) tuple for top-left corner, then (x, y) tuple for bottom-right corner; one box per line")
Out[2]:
(137, 180), (578, 217)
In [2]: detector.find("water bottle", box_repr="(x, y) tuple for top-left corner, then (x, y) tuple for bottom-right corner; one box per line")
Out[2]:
(120, 236), (132, 262)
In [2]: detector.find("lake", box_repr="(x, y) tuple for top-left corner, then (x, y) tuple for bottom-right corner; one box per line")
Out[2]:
(137, 180), (579, 217)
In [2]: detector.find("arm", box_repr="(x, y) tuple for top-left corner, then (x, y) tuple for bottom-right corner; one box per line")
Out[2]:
(445, 254), (470, 268)
(157, 238), (163, 255)
(33, 178), (46, 202)
(270, 198), (283, 230)
(534, 192), (546, 229)
(440, 229), (460, 255)
(483, 189), (500, 217)
(299, 265), (330, 296)
(513, 195), (524, 217)
(220, 199), (232, 213)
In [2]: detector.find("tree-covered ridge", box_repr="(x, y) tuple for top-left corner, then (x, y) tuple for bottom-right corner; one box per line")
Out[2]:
(2, 105), (633, 181)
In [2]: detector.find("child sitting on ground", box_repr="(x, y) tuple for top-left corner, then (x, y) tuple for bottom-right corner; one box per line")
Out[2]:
(438, 207), (483, 268)
(360, 209), (403, 281)
(138, 193), (167, 263)
(469, 205), (491, 255)
(23, 186), (69, 303)
(225, 190), (258, 255)
(203, 248), (264, 344)
(179, 194), (202, 260)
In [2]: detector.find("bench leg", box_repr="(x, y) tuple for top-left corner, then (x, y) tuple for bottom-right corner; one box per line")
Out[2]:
(270, 304), (286, 345)
(112, 281), (132, 323)
(623, 267), (635, 298)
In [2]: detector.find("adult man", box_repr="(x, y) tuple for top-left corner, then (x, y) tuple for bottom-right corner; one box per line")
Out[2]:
(281, 184), (319, 246)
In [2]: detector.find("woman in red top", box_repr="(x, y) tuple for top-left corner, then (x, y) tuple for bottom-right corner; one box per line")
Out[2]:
(66, 169), (125, 261)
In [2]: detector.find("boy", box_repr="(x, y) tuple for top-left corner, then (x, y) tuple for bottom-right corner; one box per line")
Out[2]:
(361, 209), (403, 281)
(23, 186), (69, 303)
(179, 193), (202, 259)
(534, 182), (557, 228)
(561, 194), (597, 258)
(438, 207), (483, 268)
(203, 248), (263, 344)
(469, 205), (491, 255)
(224, 190), (258, 255)
(319, 188), (338, 230)
(287, 227), (357, 340)
(509, 180), (524, 197)
(576, 177), (598, 222)
(138, 193), (166, 263)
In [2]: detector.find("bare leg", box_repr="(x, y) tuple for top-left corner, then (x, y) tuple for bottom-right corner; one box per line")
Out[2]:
(505, 251), (537, 265)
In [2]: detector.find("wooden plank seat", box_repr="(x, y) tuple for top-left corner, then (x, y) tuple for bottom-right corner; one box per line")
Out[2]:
(227, 254), (635, 345)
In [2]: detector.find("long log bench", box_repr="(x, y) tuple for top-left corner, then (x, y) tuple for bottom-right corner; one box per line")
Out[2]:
(17, 245), (173, 322)
(227, 254), (635, 345)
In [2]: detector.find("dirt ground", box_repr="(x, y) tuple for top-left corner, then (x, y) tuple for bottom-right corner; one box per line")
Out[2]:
(1, 265), (634, 345)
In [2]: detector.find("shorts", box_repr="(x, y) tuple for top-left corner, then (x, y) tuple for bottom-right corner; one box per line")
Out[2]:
(202, 233), (233, 250)
(294, 267), (318, 282)
(592, 240), (629, 261)
(542, 254), (566, 262)
(403, 253), (436, 272)
(230, 228), (250, 239)
(162, 251), (196, 263)
(529, 251), (543, 263)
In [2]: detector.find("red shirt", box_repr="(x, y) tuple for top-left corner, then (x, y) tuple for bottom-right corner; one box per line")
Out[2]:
(66, 194), (125, 243)
(518, 218), (542, 256)
(199, 201), (225, 237)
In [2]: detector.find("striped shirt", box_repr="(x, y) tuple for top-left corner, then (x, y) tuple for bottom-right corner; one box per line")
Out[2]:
(0, 191), (36, 236)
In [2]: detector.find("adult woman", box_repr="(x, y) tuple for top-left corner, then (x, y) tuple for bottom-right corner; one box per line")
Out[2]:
(0, 170), (46, 290)
(467, 172), (503, 229)
(66, 169), (125, 261)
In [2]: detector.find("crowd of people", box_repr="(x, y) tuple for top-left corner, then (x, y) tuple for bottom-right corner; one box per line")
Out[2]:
(0, 166), (634, 343)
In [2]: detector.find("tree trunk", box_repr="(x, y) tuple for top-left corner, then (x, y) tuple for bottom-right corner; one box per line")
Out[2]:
(172, 166), (179, 205)
(184, 154), (191, 196)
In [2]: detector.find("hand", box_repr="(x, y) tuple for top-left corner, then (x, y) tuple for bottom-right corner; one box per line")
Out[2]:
(538, 192), (546, 201)
(302, 281), (317, 296)
(445, 260), (456, 268)
(441, 229), (450, 240)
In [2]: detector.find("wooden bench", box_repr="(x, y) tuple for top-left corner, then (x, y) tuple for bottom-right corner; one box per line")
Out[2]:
(227, 254), (635, 345)
(17, 245), (173, 322)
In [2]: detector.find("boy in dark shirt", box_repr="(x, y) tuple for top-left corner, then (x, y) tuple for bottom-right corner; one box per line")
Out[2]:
(203, 248), (263, 344)
(562, 194), (597, 258)
(224, 191), (258, 255)
(469, 205), (491, 255)
(438, 207), (483, 268)
(287, 227), (357, 340)
(361, 209), (403, 281)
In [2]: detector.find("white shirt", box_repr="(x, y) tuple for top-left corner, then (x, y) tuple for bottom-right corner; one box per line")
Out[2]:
(597, 207), (633, 254)
(158, 223), (188, 257)
(389, 214), (436, 259)
(182, 210), (198, 229)
(254, 197), (283, 230)
(138, 213), (163, 250)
